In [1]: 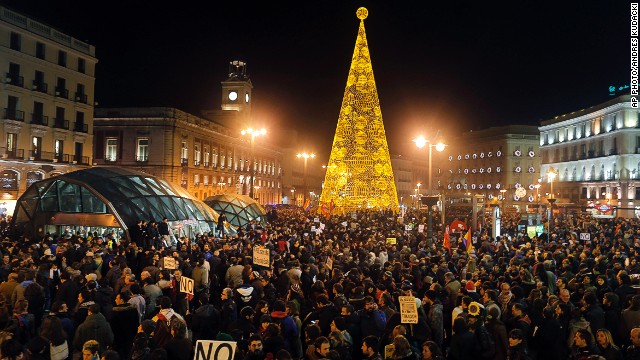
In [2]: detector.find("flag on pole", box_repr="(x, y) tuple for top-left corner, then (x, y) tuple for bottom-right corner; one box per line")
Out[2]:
(303, 199), (311, 212)
(463, 229), (473, 254)
(443, 225), (451, 252)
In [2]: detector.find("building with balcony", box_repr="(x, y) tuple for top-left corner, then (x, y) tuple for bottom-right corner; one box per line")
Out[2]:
(539, 95), (640, 216)
(93, 107), (283, 205)
(0, 6), (97, 214)
(440, 125), (540, 211)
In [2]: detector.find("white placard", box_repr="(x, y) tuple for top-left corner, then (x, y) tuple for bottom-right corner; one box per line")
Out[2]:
(193, 340), (237, 360)
(405, 225), (412, 231)
(579, 233), (591, 241)
(180, 276), (195, 295)
(311, 226), (316, 232)
(418, 224), (425, 233)
(398, 296), (418, 324)
(341, 221), (348, 227)
(163, 257), (176, 270)
(253, 247), (270, 268)
(326, 257), (333, 270)
(314, 217), (320, 223)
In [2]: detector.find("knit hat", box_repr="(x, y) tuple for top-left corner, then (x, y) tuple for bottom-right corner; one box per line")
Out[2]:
(216, 332), (234, 341)
(85, 273), (98, 282)
(465, 280), (476, 292)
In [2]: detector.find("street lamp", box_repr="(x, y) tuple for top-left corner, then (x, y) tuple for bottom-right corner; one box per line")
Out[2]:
(296, 152), (316, 204)
(241, 128), (267, 200)
(414, 136), (446, 196)
(546, 167), (558, 234)
(290, 188), (296, 205)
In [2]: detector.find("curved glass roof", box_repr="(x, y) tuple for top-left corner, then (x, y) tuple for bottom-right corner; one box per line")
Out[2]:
(204, 194), (266, 229)
(13, 167), (219, 238)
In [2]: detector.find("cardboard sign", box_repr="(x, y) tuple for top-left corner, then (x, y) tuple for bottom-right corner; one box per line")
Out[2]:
(326, 257), (333, 270)
(253, 247), (270, 268)
(314, 217), (320, 223)
(579, 233), (591, 241)
(180, 276), (195, 295)
(386, 237), (397, 245)
(418, 224), (425, 233)
(384, 344), (395, 359)
(341, 221), (348, 227)
(405, 225), (412, 231)
(311, 226), (316, 232)
(399, 296), (418, 324)
(163, 257), (176, 270)
(193, 340), (237, 360)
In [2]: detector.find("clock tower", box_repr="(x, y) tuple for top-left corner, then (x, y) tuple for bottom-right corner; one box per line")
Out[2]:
(221, 60), (252, 117)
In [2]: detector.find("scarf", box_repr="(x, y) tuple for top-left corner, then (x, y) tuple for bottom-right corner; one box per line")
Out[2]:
(498, 291), (512, 312)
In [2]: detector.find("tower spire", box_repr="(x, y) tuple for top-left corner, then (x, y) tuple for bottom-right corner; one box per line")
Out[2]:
(320, 7), (399, 212)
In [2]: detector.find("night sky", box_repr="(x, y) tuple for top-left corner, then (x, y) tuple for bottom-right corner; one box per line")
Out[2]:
(2, 1), (629, 161)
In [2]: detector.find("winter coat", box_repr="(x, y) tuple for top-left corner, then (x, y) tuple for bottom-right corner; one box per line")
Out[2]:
(357, 308), (387, 338)
(111, 303), (139, 358)
(191, 304), (220, 342)
(73, 312), (114, 352)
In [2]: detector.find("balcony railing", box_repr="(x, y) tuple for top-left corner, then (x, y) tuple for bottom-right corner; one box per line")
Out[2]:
(5, 73), (23, 87)
(0, 147), (24, 160)
(32, 81), (48, 93)
(181, 180), (187, 188)
(181, 158), (188, 166)
(104, 156), (117, 163)
(28, 150), (54, 162)
(53, 119), (69, 129)
(3, 108), (24, 121)
(54, 88), (69, 99)
(73, 155), (89, 165)
(136, 155), (148, 162)
(75, 93), (88, 104)
(194, 160), (201, 166)
(31, 114), (48, 126)
(73, 123), (88, 133)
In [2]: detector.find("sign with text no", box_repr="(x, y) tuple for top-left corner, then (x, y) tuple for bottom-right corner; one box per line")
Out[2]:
(180, 276), (195, 295)
(398, 296), (418, 324)
(193, 340), (236, 360)
(579, 233), (591, 242)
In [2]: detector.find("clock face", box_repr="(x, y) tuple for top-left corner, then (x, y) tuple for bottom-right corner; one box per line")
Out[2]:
(228, 91), (238, 101)
(245, 93), (250, 103)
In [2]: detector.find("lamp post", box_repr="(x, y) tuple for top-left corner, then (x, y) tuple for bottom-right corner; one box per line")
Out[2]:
(414, 136), (446, 196)
(290, 188), (296, 205)
(296, 152), (316, 204)
(547, 167), (558, 234)
(241, 128), (266, 200)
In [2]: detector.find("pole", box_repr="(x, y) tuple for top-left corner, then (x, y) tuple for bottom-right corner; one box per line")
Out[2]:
(249, 136), (255, 200)
(428, 144), (432, 196)
(303, 157), (308, 203)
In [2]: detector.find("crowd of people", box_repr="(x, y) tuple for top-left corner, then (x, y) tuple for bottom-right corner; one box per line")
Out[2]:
(0, 206), (638, 360)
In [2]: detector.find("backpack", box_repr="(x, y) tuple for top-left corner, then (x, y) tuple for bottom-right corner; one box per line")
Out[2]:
(152, 313), (173, 348)
(475, 324), (496, 359)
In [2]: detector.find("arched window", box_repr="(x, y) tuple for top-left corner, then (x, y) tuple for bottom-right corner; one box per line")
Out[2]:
(26, 171), (43, 187)
(0, 170), (18, 190)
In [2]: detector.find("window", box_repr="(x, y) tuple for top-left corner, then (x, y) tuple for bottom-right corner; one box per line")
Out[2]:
(54, 140), (63, 159)
(10, 32), (20, 51)
(58, 51), (67, 67)
(35, 42), (45, 59)
(105, 138), (118, 161)
(74, 142), (83, 163)
(203, 147), (209, 166)
(212, 147), (218, 167)
(136, 138), (149, 161)
(75, 84), (86, 103)
(194, 174), (200, 185)
(194, 144), (201, 166)
(181, 141), (188, 162)
(31, 136), (42, 159)
(78, 58), (86, 73)
(6, 133), (17, 151)
(204, 175), (209, 186)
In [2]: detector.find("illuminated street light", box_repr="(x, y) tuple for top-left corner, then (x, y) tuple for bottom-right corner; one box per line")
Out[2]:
(414, 134), (446, 241)
(241, 128), (267, 200)
(546, 167), (558, 233)
(297, 152), (316, 203)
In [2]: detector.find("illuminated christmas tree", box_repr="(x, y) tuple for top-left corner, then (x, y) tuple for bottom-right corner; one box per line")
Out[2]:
(320, 7), (399, 213)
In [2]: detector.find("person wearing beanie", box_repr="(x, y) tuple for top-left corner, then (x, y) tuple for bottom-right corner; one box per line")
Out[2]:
(465, 280), (482, 302)
(423, 290), (444, 347)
